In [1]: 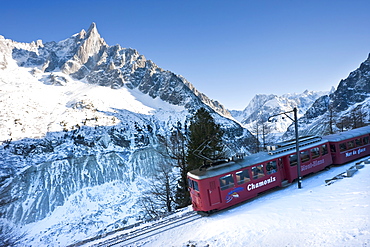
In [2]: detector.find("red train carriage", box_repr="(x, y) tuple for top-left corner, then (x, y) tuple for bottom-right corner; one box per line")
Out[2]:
(323, 126), (370, 165)
(187, 137), (332, 213)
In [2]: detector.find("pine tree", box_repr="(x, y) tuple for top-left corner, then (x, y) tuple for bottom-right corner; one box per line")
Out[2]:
(186, 107), (224, 172)
(175, 168), (191, 208)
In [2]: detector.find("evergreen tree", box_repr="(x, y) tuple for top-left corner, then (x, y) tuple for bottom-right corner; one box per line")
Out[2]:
(186, 107), (224, 172)
(175, 168), (191, 208)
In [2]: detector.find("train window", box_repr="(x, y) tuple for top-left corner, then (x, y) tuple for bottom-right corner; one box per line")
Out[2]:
(347, 140), (355, 149)
(339, 143), (347, 152)
(311, 147), (320, 158)
(252, 165), (265, 179)
(300, 150), (310, 163)
(330, 144), (336, 153)
(355, 138), (362, 147)
(236, 170), (250, 185)
(219, 174), (235, 190)
(363, 136), (369, 145)
(289, 154), (297, 166)
(193, 180), (199, 191)
(188, 178), (193, 189)
(266, 161), (277, 174)
(321, 144), (328, 155)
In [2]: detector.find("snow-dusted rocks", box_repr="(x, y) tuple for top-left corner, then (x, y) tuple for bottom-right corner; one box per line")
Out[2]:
(0, 23), (252, 245)
(7, 23), (230, 118)
(332, 54), (370, 111)
(233, 53), (370, 142)
(285, 54), (370, 138)
(231, 90), (328, 134)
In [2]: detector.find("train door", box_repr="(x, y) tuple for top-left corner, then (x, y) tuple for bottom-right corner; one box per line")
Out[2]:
(207, 180), (221, 206)
(278, 158), (287, 180)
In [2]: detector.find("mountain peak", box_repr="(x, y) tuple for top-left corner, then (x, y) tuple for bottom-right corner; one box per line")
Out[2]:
(86, 22), (98, 37)
(66, 23), (105, 69)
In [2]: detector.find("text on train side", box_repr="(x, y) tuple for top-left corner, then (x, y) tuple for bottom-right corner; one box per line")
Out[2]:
(345, 147), (366, 157)
(247, 176), (277, 191)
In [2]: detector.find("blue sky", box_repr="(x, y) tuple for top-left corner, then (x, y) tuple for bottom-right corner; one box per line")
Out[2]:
(1, 0), (370, 110)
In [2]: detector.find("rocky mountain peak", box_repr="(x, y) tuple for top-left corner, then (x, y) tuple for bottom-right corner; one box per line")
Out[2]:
(283, 53), (370, 138)
(230, 90), (328, 139)
(0, 23), (254, 244)
(61, 23), (106, 74)
(330, 53), (370, 112)
(7, 23), (234, 119)
(77, 29), (87, 39)
(86, 22), (98, 37)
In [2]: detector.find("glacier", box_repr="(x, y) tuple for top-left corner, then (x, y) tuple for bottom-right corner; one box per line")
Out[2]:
(2, 21), (369, 245)
(0, 23), (253, 245)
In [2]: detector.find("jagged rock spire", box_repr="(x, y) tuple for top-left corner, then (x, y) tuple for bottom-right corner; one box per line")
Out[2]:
(78, 22), (105, 63)
(86, 22), (99, 39)
(76, 22), (100, 40)
(61, 23), (106, 74)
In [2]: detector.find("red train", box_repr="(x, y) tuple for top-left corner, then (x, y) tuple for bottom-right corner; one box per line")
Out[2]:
(187, 126), (370, 213)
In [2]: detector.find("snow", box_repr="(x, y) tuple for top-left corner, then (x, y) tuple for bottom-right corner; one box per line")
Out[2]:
(18, 159), (370, 247)
(22, 178), (149, 246)
(1, 25), (369, 247)
(139, 158), (370, 247)
(0, 37), (187, 245)
(0, 65), (185, 142)
(230, 91), (329, 140)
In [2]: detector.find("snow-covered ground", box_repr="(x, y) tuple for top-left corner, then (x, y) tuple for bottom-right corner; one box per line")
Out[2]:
(0, 64), (185, 143)
(138, 158), (370, 247)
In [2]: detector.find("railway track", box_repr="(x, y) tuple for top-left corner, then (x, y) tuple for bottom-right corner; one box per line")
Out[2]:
(83, 211), (202, 247)
(325, 157), (370, 185)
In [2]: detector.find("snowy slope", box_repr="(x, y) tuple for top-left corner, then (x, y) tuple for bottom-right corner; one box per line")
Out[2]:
(230, 90), (328, 144)
(143, 158), (370, 247)
(0, 24), (227, 143)
(18, 158), (370, 246)
(231, 91), (328, 125)
(0, 23), (254, 245)
(0, 64), (185, 142)
(283, 54), (370, 139)
(2, 22), (368, 246)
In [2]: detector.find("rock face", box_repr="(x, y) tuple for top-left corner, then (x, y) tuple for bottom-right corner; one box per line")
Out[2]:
(231, 90), (327, 134)
(0, 23), (253, 231)
(331, 54), (370, 112)
(8, 23), (230, 118)
(232, 53), (370, 142)
(4, 153), (128, 224)
(283, 54), (370, 138)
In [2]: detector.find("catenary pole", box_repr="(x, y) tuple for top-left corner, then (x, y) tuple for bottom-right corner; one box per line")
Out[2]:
(294, 107), (302, 189)
(268, 107), (302, 189)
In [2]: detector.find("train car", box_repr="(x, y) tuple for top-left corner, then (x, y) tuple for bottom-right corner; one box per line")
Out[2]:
(323, 125), (370, 165)
(187, 136), (332, 213)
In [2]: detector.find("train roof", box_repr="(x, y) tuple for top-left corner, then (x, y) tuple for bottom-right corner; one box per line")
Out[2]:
(188, 137), (329, 180)
(322, 125), (370, 142)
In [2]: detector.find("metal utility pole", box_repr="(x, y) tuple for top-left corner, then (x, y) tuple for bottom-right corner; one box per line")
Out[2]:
(268, 107), (302, 189)
(293, 108), (302, 189)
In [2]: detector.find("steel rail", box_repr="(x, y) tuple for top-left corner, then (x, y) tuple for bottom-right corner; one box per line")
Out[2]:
(86, 211), (202, 247)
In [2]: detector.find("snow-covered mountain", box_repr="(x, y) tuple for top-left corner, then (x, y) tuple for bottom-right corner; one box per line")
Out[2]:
(2, 21), (368, 245)
(233, 52), (370, 143)
(230, 90), (328, 143)
(0, 23), (254, 244)
(284, 54), (370, 139)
